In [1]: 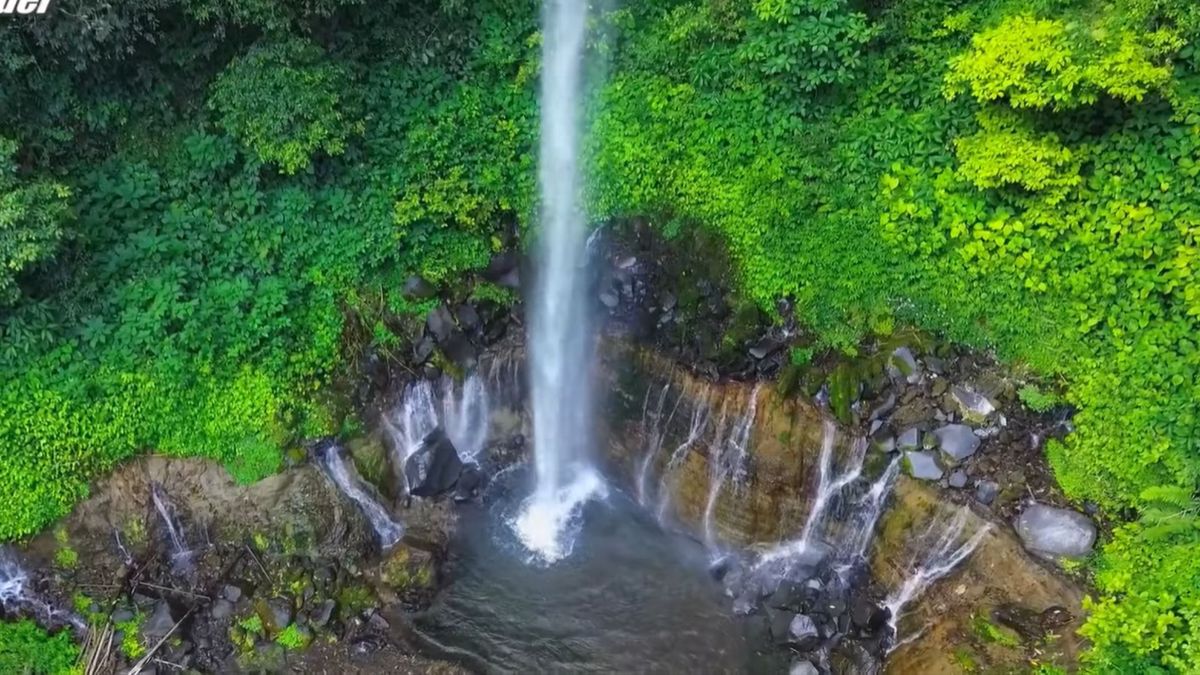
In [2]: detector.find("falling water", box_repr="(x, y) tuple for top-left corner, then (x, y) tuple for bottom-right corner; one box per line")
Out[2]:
(752, 422), (865, 575)
(656, 403), (710, 523)
(0, 548), (84, 634)
(702, 387), (761, 552)
(843, 457), (902, 562)
(316, 443), (405, 549)
(636, 384), (677, 506)
(150, 482), (192, 564)
(884, 509), (991, 639)
(515, 0), (605, 564)
(390, 374), (491, 471)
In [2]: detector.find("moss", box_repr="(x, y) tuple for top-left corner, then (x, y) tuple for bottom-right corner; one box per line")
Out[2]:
(116, 612), (145, 660)
(52, 528), (77, 569)
(952, 646), (978, 672)
(971, 614), (1022, 648)
(275, 624), (312, 650)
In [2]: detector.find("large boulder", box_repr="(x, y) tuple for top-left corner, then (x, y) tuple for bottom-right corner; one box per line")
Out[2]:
(904, 451), (943, 481)
(404, 429), (464, 498)
(1015, 504), (1096, 560)
(933, 424), (980, 463)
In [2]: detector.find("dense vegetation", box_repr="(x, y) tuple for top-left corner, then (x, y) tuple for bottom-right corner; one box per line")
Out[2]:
(0, 0), (1197, 670)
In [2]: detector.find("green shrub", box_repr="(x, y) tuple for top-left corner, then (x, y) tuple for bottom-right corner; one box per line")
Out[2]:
(0, 621), (79, 675)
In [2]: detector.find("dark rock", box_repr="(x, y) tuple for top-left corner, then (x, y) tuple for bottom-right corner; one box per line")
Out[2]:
(888, 347), (920, 383)
(211, 599), (234, 621)
(422, 363), (442, 380)
(934, 424), (981, 463)
(425, 305), (456, 343)
(141, 601), (177, 643)
(748, 337), (782, 360)
(709, 556), (733, 582)
(788, 613), (821, 649)
(871, 431), (895, 454)
(1015, 503), (1096, 559)
(221, 584), (243, 603)
(366, 612), (390, 631)
(823, 598), (847, 616)
(948, 470), (969, 489)
(405, 428), (464, 498)
(311, 599), (336, 628)
(850, 597), (888, 631)
(896, 427), (921, 450)
(439, 332), (478, 370)
(975, 480), (1000, 505)
(454, 304), (481, 331)
(413, 336), (436, 364)
(768, 581), (805, 611)
(111, 608), (135, 624)
(904, 451), (943, 481)
(868, 392), (896, 421)
(952, 386), (997, 424)
(482, 251), (520, 280)
(265, 597), (293, 633)
(769, 609), (796, 645)
(454, 464), (483, 502)
(402, 276), (437, 300)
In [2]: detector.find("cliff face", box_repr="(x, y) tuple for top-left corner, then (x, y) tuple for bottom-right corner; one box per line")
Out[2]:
(601, 343), (1086, 673)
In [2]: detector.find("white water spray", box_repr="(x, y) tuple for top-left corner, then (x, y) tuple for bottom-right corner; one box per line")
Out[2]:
(636, 384), (678, 506)
(317, 444), (405, 549)
(884, 509), (990, 639)
(150, 482), (193, 565)
(390, 374), (491, 471)
(656, 402), (710, 523)
(515, 0), (605, 564)
(0, 548), (84, 633)
(702, 387), (761, 552)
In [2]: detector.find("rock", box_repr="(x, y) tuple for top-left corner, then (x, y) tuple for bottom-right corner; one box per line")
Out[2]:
(896, 427), (921, 450)
(141, 601), (177, 643)
(952, 386), (997, 424)
(823, 597), (847, 616)
(405, 428), (464, 498)
(482, 251), (519, 281)
(975, 480), (1000, 505)
(264, 597), (294, 633)
(402, 276), (437, 300)
(366, 611), (390, 631)
(1015, 504), (1096, 559)
(888, 347), (920, 383)
(948, 470), (969, 489)
(311, 599), (336, 628)
(871, 431), (895, 454)
(413, 335), (435, 364)
(425, 305), (456, 343)
(221, 585), (243, 603)
(454, 304), (481, 331)
(211, 599), (234, 620)
(850, 597), (889, 631)
(788, 613), (821, 649)
(454, 464), (483, 502)
(790, 660), (820, 675)
(422, 363), (441, 380)
(111, 608), (135, 624)
(439, 332), (477, 370)
(904, 451), (943, 481)
(769, 609), (796, 645)
(768, 581), (805, 611)
(934, 424), (981, 463)
(599, 287), (620, 309)
(868, 392), (896, 421)
(748, 337), (782, 360)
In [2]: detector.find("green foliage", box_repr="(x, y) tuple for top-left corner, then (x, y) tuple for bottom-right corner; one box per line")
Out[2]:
(116, 612), (145, 660)
(1017, 384), (1060, 412)
(209, 38), (360, 174)
(275, 623), (311, 650)
(971, 613), (1021, 647)
(0, 138), (72, 305)
(0, 621), (79, 675)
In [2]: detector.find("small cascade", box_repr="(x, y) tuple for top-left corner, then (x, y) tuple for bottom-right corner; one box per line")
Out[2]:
(843, 457), (902, 563)
(0, 548), (84, 634)
(753, 422), (866, 575)
(884, 508), (991, 641)
(702, 385), (761, 552)
(150, 482), (193, 567)
(390, 373), (491, 472)
(316, 442), (405, 549)
(655, 402), (710, 523)
(635, 383), (677, 506)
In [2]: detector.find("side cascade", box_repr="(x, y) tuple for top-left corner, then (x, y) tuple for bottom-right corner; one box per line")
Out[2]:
(389, 373), (491, 472)
(0, 548), (84, 635)
(635, 383), (676, 507)
(702, 385), (761, 554)
(315, 441), (405, 549)
(150, 482), (195, 571)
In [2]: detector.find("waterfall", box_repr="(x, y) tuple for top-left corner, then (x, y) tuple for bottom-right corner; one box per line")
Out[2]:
(702, 386), (761, 552)
(0, 548), (84, 634)
(656, 402), (710, 523)
(884, 509), (990, 640)
(635, 384), (677, 506)
(150, 482), (193, 567)
(843, 457), (901, 563)
(515, 0), (605, 564)
(390, 373), (491, 473)
(316, 443), (405, 549)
